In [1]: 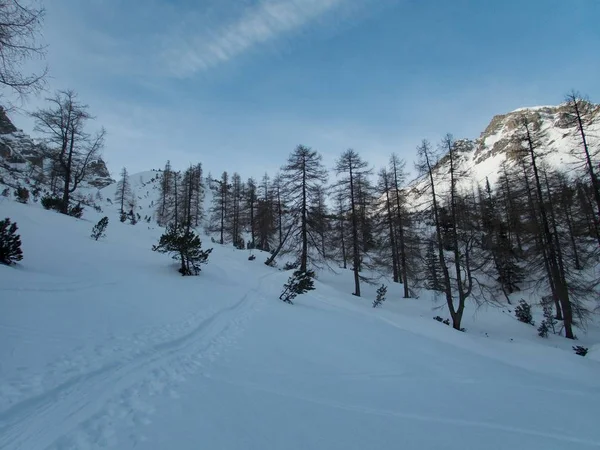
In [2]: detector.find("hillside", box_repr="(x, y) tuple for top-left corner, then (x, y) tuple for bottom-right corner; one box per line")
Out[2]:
(0, 108), (113, 202)
(1, 102), (598, 228)
(407, 102), (600, 202)
(1, 190), (600, 449)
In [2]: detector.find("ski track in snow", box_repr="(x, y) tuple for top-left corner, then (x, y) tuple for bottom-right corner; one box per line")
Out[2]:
(0, 273), (272, 450)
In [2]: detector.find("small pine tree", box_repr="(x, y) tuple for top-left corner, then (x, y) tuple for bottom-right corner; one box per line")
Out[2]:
(152, 225), (212, 276)
(41, 195), (63, 211)
(279, 269), (315, 304)
(515, 300), (534, 325)
(0, 218), (23, 265)
(68, 202), (84, 218)
(128, 209), (137, 225)
(373, 284), (387, 308)
(537, 302), (557, 338)
(537, 320), (549, 338)
(115, 167), (133, 219)
(91, 217), (109, 241)
(15, 187), (29, 204)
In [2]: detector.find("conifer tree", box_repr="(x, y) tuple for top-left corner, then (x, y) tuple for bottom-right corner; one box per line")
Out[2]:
(115, 167), (132, 221)
(279, 269), (315, 304)
(376, 168), (399, 283)
(229, 173), (244, 248)
(564, 92), (600, 244)
(156, 161), (174, 226)
(245, 177), (257, 248)
(280, 145), (328, 271)
(270, 173), (286, 249)
(0, 218), (23, 265)
(334, 191), (349, 269)
(152, 225), (212, 276)
(91, 216), (109, 240)
(515, 114), (575, 338)
(209, 172), (230, 244)
(255, 173), (276, 252)
(424, 236), (443, 292)
(389, 154), (411, 297)
(334, 149), (372, 297)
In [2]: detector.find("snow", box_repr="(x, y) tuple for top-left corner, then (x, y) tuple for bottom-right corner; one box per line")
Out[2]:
(1, 199), (600, 450)
(511, 105), (556, 113)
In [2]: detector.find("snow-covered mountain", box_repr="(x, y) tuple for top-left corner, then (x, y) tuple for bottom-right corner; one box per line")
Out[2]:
(2, 102), (598, 223)
(407, 103), (600, 201)
(99, 170), (163, 222)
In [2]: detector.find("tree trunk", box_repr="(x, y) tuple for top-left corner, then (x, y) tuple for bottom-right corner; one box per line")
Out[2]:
(391, 160), (409, 298)
(425, 152), (454, 323)
(60, 129), (76, 214)
(349, 163), (361, 297)
(448, 144), (465, 330)
(300, 156), (308, 272)
(384, 186), (399, 283)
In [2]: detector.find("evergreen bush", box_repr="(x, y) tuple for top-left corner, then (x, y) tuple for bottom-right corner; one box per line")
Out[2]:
(280, 269), (315, 304)
(0, 218), (23, 265)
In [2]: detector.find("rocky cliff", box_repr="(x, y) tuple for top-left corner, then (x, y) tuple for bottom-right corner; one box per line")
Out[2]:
(0, 107), (114, 191)
(408, 102), (600, 202)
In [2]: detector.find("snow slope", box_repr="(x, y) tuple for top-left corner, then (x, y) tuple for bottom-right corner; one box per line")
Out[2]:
(1, 199), (600, 450)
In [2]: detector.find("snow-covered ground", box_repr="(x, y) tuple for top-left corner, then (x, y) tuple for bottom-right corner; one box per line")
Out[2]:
(1, 199), (600, 450)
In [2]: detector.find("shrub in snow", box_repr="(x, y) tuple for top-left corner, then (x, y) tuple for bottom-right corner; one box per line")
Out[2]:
(537, 320), (549, 338)
(248, 254), (256, 261)
(433, 316), (450, 326)
(32, 186), (41, 202)
(41, 195), (63, 211)
(68, 202), (84, 218)
(0, 218), (23, 265)
(515, 300), (534, 325)
(279, 269), (315, 304)
(14, 187), (29, 204)
(283, 261), (299, 271)
(152, 225), (212, 276)
(537, 303), (557, 338)
(572, 346), (588, 357)
(1, 187), (9, 197)
(91, 217), (109, 241)
(373, 284), (387, 308)
(128, 210), (137, 225)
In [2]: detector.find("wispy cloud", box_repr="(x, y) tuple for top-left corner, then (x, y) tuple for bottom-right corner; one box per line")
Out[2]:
(162, 0), (349, 77)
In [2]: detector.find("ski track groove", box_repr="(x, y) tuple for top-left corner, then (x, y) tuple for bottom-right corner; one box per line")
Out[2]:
(0, 272), (272, 450)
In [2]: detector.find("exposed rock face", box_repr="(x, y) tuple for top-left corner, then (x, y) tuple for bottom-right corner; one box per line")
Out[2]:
(409, 102), (600, 205)
(0, 108), (18, 134)
(472, 103), (600, 171)
(0, 107), (114, 189)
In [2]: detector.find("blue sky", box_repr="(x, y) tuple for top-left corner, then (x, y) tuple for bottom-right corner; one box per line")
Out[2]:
(14, 0), (600, 179)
